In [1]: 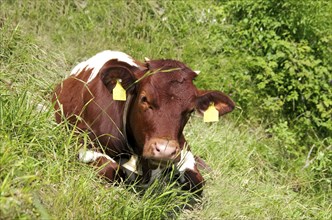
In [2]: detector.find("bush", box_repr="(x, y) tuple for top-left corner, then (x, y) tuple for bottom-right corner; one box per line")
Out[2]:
(221, 0), (331, 136)
(206, 0), (332, 189)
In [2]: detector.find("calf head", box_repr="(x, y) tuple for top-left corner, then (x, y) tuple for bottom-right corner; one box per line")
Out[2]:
(122, 59), (235, 168)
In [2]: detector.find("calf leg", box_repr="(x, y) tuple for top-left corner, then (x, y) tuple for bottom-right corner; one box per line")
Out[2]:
(176, 150), (205, 195)
(94, 156), (125, 182)
(78, 149), (125, 182)
(181, 167), (204, 195)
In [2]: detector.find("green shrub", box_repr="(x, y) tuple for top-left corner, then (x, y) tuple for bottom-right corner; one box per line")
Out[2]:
(220, 0), (332, 138)
(206, 0), (332, 189)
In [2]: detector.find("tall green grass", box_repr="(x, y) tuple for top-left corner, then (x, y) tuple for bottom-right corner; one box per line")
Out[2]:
(1, 0), (331, 219)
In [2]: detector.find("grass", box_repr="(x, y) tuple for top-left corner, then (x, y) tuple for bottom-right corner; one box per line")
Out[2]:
(1, 0), (331, 219)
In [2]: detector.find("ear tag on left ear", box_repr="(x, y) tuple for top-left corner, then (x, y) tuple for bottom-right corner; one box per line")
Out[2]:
(204, 102), (219, 122)
(113, 79), (126, 101)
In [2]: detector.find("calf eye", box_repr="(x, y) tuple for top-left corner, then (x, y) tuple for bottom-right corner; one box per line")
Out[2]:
(140, 96), (153, 110)
(140, 96), (148, 103)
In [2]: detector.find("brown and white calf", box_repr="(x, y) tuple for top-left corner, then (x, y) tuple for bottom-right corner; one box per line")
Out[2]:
(52, 50), (235, 194)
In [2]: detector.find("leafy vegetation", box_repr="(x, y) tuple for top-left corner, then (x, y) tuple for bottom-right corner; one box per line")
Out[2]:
(1, 0), (331, 219)
(222, 0), (332, 136)
(220, 0), (332, 190)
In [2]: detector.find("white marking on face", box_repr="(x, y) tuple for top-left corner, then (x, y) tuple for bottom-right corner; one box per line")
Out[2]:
(70, 50), (138, 83)
(78, 149), (115, 163)
(176, 150), (196, 172)
(194, 70), (200, 75)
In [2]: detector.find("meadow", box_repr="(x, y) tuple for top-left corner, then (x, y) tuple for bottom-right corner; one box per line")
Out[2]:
(1, 1), (331, 219)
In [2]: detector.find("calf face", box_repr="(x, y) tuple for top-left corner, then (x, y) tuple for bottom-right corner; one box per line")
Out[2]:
(127, 60), (235, 167)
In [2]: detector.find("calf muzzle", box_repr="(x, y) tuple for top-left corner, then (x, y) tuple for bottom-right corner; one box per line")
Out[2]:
(144, 138), (180, 162)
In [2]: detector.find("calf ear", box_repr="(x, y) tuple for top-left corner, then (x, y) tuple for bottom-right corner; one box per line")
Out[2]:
(99, 60), (139, 94)
(195, 90), (235, 116)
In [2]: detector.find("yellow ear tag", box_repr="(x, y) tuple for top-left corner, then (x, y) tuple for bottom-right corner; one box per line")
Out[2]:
(203, 103), (219, 122)
(113, 80), (126, 101)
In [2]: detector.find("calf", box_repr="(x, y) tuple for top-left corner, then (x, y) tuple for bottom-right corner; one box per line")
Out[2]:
(53, 50), (235, 194)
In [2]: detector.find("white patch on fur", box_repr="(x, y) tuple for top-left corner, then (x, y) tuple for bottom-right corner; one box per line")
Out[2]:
(122, 155), (142, 175)
(70, 61), (88, 76)
(78, 149), (115, 163)
(194, 70), (200, 75)
(176, 150), (196, 172)
(70, 50), (138, 83)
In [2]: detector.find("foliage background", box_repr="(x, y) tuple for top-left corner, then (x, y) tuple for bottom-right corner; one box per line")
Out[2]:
(1, 0), (331, 219)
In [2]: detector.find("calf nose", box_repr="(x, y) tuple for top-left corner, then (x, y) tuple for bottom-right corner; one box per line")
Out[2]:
(155, 143), (177, 156)
(150, 138), (180, 160)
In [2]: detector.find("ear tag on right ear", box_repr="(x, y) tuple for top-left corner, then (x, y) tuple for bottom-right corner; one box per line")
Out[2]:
(113, 80), (126, 101)
(204, 103), (219, 122)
